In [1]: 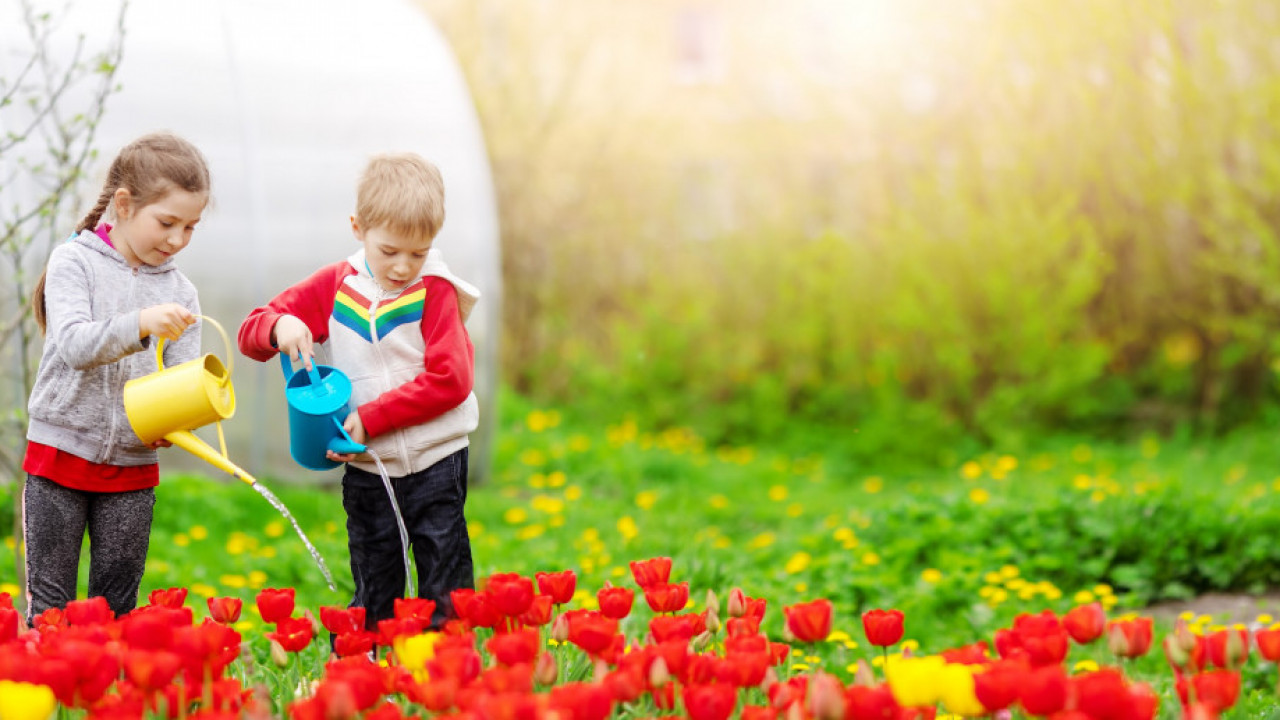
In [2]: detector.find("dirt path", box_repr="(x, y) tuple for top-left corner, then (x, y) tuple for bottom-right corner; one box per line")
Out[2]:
(1143, 592), (1280, 626)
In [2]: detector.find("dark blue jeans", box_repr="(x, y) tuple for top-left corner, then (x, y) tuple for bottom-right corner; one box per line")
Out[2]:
(342, 448), (474, 630)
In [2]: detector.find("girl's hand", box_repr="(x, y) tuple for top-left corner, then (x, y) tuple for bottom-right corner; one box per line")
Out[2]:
(148, 438), (174, 449)
(272, 315), (316, 369)
(326, 411), (367, 462)
(140, 304), (196, 341)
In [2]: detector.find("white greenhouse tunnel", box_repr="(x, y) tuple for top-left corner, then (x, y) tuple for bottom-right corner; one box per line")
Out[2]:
(1, 0), (502, 483)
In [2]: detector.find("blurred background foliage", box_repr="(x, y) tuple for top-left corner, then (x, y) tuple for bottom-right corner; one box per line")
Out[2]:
(422, 0), (1280, 465)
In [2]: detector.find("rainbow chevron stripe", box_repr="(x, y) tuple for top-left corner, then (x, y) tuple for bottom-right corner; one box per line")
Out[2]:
(333, 280), (426, 342)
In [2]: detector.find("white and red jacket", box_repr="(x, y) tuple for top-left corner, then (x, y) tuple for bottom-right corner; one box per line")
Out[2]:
(239, 248), (480, 477)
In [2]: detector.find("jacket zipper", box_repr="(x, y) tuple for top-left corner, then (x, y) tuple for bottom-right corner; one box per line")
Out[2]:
(367, 281), (412, 470)
(103, 265), (140, 462)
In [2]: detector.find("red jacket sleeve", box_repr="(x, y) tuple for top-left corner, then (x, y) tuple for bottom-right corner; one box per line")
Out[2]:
(358, 277), (475, 438)
(237, 262), (353, 361)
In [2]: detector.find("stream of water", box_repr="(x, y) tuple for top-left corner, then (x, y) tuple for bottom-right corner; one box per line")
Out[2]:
(250, 482), (336, 591)
(370, 454), (415, 598)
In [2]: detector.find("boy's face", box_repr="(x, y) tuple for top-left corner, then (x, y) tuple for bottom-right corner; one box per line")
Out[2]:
(351, 217), (432, 292)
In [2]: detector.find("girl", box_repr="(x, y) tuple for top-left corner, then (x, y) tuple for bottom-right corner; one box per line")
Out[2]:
(23, 132), (210, 624)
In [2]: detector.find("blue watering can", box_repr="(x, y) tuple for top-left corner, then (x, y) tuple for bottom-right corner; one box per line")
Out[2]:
(280, 354), (367, 470)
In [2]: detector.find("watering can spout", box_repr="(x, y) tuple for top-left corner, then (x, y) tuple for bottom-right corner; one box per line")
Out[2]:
(165, 431), (258, 486)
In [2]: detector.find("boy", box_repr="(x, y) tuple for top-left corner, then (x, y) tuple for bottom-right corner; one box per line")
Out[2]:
(238, 153), (479, 630)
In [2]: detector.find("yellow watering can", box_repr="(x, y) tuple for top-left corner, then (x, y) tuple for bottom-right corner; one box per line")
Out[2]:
(123, 316), (258, 485)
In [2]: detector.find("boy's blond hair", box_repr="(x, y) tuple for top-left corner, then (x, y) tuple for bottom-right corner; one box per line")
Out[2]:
(355, 153), (446, 242)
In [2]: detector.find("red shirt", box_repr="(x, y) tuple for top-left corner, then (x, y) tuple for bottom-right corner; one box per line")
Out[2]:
(23, 441), (159, 492)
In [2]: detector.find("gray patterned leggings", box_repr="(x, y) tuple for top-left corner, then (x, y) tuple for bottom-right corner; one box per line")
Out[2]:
(22, 474), (155, 624)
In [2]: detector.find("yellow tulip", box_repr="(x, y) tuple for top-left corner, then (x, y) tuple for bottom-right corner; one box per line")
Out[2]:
(394, 632), (439, 682)
(937, 663), (986, 717)
(885, 655), (945, 708)
(0, 680), (57, 720)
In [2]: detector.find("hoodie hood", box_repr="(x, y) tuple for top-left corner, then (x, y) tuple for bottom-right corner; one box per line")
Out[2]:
(71, 229), (178, 274)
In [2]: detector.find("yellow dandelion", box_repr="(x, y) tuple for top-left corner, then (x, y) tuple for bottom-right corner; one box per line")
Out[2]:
(635, 490), (659, 510)
(264, 521), (285, 539)
(795, 582), (808, 593)
(921, 568), (943, 584)
(768, 485), (788, 502)
(617, 516), (639, 541)
(173, 534), (190, 547)
(969, 488), (990, 504)
(0, 583), (18, 597)
(190, 583), (217, 598)
(863, 476), (884, 493)
(257, 547), (277, 559)
(987, 589), (1009, 605)
(1073, 475), (1092, 490)
(861, 552), (881, 566)
(528, 473), (547, 489)
(248, 570), (268, 588)
(714, 536), (732, 549)
(503, 507), (528, 524)
(1093, 584), (1113, 596)
(517, 524), (545, 540)
(220, 574), (248, 589)
(748, 532), (776, 550)
(983, 571), (1003, 584)
(708, 494), (730, 509)
(547, 471), (567, 487)
(785, 552), (812, 575)
(787, 503), (804, 517)
(568, 435), (591, 452)
(1073, 660), (1099, 673)
(1258, 614), (1274, 625)
(1073, 591), (1096, 604)
(901, 639), (920, 652)
(469, 522), (486, 538)
(1072, 445), (1092, 463)
(960, 461), (982, 480)
(1000, 565), (1020, 579)
(564, 486), (583, 501)
(189, 525), (208, 541)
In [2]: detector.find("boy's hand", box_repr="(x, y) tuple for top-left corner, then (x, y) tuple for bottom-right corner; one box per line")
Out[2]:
(326, 410), (368, 462)
(272, 315), (316, 369)
(140, 304), (196, 341)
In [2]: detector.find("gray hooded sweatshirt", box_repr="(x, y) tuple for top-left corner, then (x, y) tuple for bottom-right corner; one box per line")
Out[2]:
(26, 230), (201, 467)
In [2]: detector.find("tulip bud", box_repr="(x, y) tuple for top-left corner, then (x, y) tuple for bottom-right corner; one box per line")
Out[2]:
(269, 639), (290, 668)
(551, 612), (570, 644)
(649, 656), (671, 688)
(808, 672), (847, 720)
(1226, 630), (1247, 670)
(1107, 625), (1130, 657)
(786, 698), (806, 720)
(593, 659), (610, 683)
(705, 589), (720, 616)
(781, 623), (796, 643)
(1174, 618), (1197, 654)
(534, 650), (558, 686)
(1163, 634), (1189, 669)
(759, 666), (778, 693)
(704, 607), (722, 635)
(727, 588), (747, 618)
(692, 630), (714, 652)
(853, 659), (876, 687)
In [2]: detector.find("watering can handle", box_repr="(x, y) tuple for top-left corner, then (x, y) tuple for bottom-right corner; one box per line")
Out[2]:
(154, 315), (233, 381)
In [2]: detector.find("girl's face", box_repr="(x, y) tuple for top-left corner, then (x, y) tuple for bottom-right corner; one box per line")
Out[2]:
(112, 187), (207, 267)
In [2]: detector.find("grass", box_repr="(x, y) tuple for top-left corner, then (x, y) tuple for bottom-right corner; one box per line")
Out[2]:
(4, 392), (1280, 715)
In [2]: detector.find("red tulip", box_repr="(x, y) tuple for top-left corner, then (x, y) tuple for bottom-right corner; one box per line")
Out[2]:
(602, 667), (646, 703)
(1062, 602), (1106, 644)
(1070, 667), (1130, 720)
(844, 683), (899, 719)
(458, 591), (501, 629)
(486, 628), (541, 666)
(255, 588), (296, 624)
(1019, 665), (1068, 716)
(206, 596), (243, 625)
(147, 587), (188, 609)
(566, 610), (619, 657)
(122, 648), (182, 692)
(784, 599), (833, 643)
(0, 607), (17, 644)
(718, 651), (770, 687)
(334, 630), (376, 658)
(520, 594), (554, 627)
(65, 597), (114, 626)
(1256, 627), (1280, 661)
(548, 681), (615, 720)
(0, 592), (11, 610)
(598, 585), (635, 620)
(1204, 628), (1249, 669)
(535, 569), (577, 605)
(268, 616), (314, 653)
(394, 597), (437, 623)
(644, 582), (690, 614)
(1189, 670), (1241, 714)
(485, 573), (536, 617)
(862, 608), (904, 647)
(650, 614), (701, 643)
(682, 682), (738, 720)
(1012, 611), (1069, 666)
(973, 659), (1026, 712)
(320, 606), (366, 635)
(629, 557), (673, 589)
(1106, 617), (1154, 658)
